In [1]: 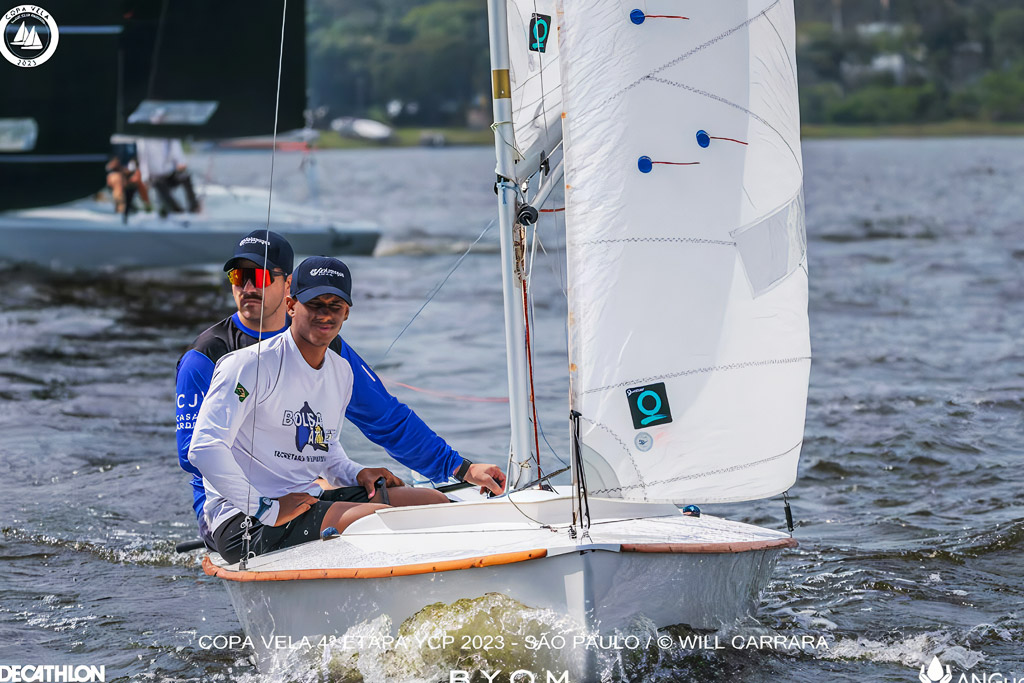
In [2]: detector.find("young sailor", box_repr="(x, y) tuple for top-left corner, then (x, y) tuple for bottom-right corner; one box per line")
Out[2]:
(190, 257), (462, 563)
(176, 231), (505, 544)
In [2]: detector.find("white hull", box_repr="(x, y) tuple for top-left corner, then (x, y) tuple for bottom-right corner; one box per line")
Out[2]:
(204, 492), (794, 672)
(0, 184), (380, 268)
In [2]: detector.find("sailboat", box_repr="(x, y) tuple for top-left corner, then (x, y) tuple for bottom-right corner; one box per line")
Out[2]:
(0, 1), (379, 268)
(201, 0), (809, 674)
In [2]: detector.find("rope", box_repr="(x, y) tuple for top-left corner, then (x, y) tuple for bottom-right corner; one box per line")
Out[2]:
(382, 219), (496, 359)
(382, 379), (508, 404)
(240, 0), (289, 569)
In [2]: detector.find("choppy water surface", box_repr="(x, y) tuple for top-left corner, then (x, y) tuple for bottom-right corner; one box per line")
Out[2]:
(0, 139), (1021, 682)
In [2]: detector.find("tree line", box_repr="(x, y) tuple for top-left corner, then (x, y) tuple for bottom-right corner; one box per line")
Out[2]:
(307, 0), (1024, 126)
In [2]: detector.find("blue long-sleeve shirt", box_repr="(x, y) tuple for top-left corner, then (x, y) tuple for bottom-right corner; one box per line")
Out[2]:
(175, 313), (463, 535)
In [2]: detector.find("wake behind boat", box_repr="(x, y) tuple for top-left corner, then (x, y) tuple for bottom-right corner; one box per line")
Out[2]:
(0, 183), (379, 268)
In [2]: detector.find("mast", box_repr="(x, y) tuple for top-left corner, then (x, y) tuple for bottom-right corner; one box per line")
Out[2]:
(486, 0), (535, 489)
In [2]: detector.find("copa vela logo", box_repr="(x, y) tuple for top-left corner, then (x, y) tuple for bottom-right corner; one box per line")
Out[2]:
(1, 5), (59, 67)
(0, 665), (104, 683)
(918, 655), (1024, 683)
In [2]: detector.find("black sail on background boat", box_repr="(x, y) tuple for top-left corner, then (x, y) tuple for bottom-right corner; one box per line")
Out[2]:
(0, 4), (121, 210)
(0, 0), (378, 268)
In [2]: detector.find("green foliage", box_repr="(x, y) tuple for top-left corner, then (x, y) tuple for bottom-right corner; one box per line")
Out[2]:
(825, 84), (942, 124)
(307, 0), (488, 125)
(973, 61), (1024, 121)
(990, 8), (1024, 66)
(305, 0), (1024, 127)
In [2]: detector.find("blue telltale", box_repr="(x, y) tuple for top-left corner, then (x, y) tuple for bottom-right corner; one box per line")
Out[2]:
(630, 9), (646, 25)
(682, 505), (701, 518)
(696, 130), (711, 148)
(637, 156), (653, 173)
(321, 526), (339, 540)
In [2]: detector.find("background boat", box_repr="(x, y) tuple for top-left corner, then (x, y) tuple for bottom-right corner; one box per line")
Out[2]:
(0, 0), (379, 266)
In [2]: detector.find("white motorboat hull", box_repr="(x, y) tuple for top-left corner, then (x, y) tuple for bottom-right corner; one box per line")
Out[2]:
(203, 492), (795, 672)
(0, 184), (379, 268)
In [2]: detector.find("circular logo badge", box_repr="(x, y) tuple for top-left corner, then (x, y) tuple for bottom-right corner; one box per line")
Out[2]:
(634, 432), (653, 452)
(1, 6), (59, 67)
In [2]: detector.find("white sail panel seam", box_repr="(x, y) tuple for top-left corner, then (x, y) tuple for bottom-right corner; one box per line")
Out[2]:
(580, 415), (647, 498)
(579, 0), (783, 123)
(578, 237), (735, 247)
(590, 440), (802, 496)
(644, 77), (801, 171)
(581, 356), (811, 395)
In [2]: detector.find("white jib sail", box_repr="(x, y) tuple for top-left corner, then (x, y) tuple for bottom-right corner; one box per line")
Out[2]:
(506, 0), (562, 182)
(559, 0), (810, 503)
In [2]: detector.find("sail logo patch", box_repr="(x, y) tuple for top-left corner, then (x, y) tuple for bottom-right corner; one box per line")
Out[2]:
(626, 383), (672, 429)
(529, 14), (550, 52)
(282, 401), (333, 452)
(1, 6), (59, 67)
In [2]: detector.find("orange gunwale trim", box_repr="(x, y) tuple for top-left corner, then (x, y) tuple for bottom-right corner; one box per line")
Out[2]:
(621, 538), (798, 554)
(203, 548), (548, 582)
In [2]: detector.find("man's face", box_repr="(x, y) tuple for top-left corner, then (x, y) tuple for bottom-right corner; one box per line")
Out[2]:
(230, 259), (290, 328)
(287, 293), (350, 348)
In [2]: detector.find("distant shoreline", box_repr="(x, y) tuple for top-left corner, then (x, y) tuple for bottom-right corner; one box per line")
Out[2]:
(313, 121), (1024, 150)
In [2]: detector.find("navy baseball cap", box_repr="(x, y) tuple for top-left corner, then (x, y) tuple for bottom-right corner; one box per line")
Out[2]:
(290, 256), (353, 306)
(223, 230), (294, 274)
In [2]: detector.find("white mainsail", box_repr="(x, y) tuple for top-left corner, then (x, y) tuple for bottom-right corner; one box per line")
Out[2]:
(559, 0), (810, 504)
(506, 0), (562, 182)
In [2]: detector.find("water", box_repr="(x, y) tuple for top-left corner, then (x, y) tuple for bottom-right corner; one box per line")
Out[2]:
(0, 138), (1021, 682)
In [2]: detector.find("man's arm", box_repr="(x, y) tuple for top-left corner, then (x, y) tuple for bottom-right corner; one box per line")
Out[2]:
(339, 342), (463, 483)
(175, 350), (215, 519)
(188, 353), (281, 526)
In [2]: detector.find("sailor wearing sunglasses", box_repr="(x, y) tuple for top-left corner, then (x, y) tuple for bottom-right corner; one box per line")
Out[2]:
(175, 231), (505, 546)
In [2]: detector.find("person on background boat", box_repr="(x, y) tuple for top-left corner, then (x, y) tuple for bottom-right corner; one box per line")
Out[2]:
(176, 231), (506, 546)
(136, 136), (200, 216)
(105, 140), (151, 215)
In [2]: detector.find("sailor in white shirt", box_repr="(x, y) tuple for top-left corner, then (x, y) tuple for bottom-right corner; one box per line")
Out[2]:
(135, 137), (199, 214)
(189, 256), (448, 563)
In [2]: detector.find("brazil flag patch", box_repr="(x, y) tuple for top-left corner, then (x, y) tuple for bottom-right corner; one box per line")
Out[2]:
(235, 383), (250, 402)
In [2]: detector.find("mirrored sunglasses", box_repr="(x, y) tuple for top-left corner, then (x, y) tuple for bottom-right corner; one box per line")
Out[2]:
(227, 267), (276, 288)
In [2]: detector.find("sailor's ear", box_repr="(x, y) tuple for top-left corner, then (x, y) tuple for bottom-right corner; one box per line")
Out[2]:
(342, 304), (350, 322)
(284, 274), (292, 289)
(285, 295), (297, 316)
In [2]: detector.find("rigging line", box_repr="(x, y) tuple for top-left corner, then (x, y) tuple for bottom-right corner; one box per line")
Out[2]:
(145, 0), (170, 100)
(524, 217), (568, 470)
(382, 218), (496, 360)
(383, 379), (508, 403)
(521, 257), (543, 479)
(241, 0), (290, 569)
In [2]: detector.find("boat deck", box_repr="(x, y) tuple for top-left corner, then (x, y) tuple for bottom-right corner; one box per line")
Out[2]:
(206, 492), (794, 576)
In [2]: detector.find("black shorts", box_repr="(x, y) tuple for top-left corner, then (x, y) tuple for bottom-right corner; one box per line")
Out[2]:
(211, 486), (370, 564)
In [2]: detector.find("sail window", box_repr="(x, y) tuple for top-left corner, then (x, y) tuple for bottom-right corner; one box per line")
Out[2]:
(730, 191), (806, 297)
(127, 100), (219, 126)
(0, 119), (38, 152)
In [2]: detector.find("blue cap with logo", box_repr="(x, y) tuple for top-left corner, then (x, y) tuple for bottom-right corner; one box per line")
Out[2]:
(223, 229), (295, 274)
(290, 256), (353, 306)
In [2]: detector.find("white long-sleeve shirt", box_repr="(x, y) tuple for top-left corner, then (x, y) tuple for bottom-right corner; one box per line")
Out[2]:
(188, 330), (363, 534)
(136, 137), (186, 182)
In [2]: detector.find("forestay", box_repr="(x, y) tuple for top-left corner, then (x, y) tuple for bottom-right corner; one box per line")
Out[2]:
(559, 0), (810, 503)
(506, 0), (562, 182)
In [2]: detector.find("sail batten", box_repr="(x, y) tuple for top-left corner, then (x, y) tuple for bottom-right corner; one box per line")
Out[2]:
(559, 0), (809, 504)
